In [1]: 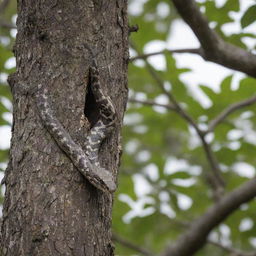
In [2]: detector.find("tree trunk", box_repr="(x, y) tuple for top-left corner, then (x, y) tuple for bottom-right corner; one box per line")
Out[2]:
(1, 0), (128, 255)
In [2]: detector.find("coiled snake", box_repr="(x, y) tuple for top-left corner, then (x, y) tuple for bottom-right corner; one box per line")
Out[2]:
(36, 63), (117, 193)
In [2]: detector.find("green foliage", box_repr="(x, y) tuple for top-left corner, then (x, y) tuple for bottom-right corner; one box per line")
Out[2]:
(198, 0), (256, 50)
(241, 5), (256, 29)
(1, 0), (256, 255)
(0, 0), (15, 207)
(113, 0), (256, 255)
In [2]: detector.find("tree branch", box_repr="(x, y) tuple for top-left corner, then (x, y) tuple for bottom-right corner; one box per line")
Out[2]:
(160, 178), (256, 256)
(129, 42), (225, 192)
(130, 97), (234, 195)
(144, 61), (202, 134)
(130, 48), (203, 62)
(208, 95), (256, 132)
(0, 18), (16, 29)
(129, 100), (225, 198)
(130, 91), (256, 137)
(129, 98), (176, 111)
(208, 240), (256, 256)
(198, 134), (225, 195)
(145, 62), (225, 193)
(171, 0), (256, 77)
(112, 233), (155, 256)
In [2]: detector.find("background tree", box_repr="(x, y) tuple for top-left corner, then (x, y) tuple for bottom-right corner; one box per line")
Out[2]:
(1, 0), (256, 256)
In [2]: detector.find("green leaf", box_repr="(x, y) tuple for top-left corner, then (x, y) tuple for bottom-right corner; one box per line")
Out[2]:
(0, 84), (11, 99)
(0, 149), (9, 162)
(241, 5), (256, 28)
(224, 0), (240, 12)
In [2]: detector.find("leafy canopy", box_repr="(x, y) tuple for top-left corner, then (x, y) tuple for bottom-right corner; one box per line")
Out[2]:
(0, 0), (256, 255)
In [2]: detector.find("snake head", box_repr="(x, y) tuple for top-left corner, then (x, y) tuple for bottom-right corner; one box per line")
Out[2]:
(97, 168), (117, 193)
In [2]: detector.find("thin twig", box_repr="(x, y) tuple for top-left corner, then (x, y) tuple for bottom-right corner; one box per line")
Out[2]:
(208, 95), (256, 132)
(129, 98), (175, 110)
(112, 233), (155, 256)
(146, 62), (225, 193)
(130, 41), (225, 192)
(144, 59), (202, 135)
(208, 240), (256, 256)
(199, 135), (226, 192)
(130, 48), (202, 62)
(130, 79), (254, 192)
(128, 24), (139, 34)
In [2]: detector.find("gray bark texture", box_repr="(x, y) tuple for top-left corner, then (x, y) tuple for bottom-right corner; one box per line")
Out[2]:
(1, 0), (128, 255)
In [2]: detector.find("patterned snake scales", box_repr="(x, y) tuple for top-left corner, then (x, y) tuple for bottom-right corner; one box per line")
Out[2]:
(36, 63), (117, 193)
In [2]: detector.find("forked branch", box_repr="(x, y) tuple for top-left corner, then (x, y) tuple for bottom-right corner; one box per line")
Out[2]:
(130, 41), (225, 192)
(130, 48), (202, 62)
(171, 0), (256, 77)
(160, 178), (256, 256)
(208, 95), (256, 132)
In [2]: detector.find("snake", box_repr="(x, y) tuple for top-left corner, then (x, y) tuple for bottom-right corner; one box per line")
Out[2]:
(35, 62), (117, 193)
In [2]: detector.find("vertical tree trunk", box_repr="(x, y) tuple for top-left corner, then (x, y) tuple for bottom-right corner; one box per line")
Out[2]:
(1, 0), (128, 255)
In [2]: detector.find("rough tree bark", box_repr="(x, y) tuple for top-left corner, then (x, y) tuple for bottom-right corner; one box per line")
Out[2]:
(1, 0), (128, 255)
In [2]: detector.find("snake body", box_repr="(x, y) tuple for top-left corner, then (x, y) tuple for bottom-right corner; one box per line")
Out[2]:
(35, 63), (116, 193)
